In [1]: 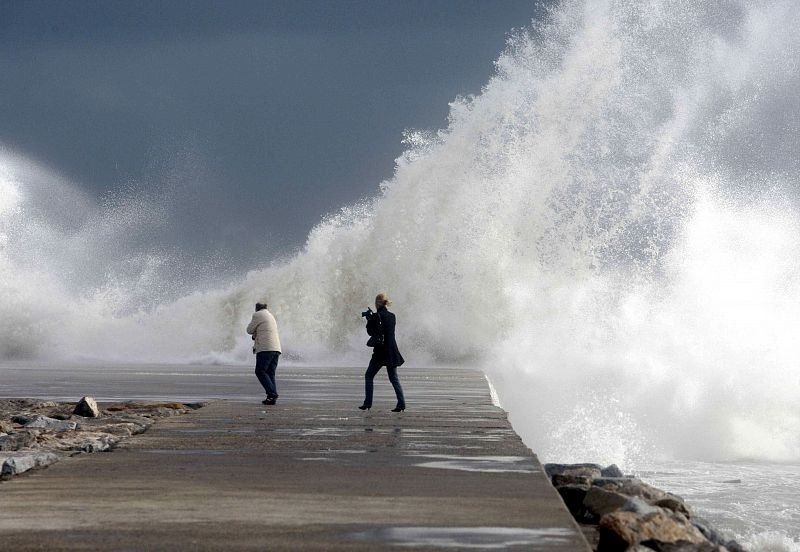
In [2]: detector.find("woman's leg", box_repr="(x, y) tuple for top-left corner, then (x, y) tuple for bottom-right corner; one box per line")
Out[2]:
(363, 355), (383, 408)
(386, 365), (405, 409)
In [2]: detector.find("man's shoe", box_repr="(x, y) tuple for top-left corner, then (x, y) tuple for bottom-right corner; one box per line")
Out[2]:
(265, 397), (277, 405)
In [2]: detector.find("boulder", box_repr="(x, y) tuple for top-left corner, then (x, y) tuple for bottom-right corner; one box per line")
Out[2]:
(723, 539), (746, 552)
(58, 433), (116, 453)
(73, 396), (100, 418)
(621, 497), (662, 516)
(584, 486), (633, 518)
(592, 477), (667, 501)
(0, 431), (36, 452)
(544, 463), (603, 479)
(556, 484), (590, 519)
(597, 510), (708, 552)
(552, 473), (593, 487)
(655, 495), (691, 516)
(692, 518), (745, 552)
(601, 464), (625, 477)
(11, 415), (32, 425)
(79, 415), (151, 434)
(1, 452), (60, 476)
(24, 415), (78, 432)
(544, 464), (603, 478)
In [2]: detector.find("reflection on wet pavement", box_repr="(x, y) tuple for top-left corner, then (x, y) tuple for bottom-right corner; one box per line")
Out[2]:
(409, 454), (537, 473)
(350, 526), (577, 549)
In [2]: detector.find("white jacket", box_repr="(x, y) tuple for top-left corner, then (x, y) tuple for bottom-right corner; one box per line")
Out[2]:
(247, 309), (282, 353)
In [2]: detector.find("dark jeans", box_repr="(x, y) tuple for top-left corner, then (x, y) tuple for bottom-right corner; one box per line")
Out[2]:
(363, 354), (405, 409)
(255, 351), (280, 398)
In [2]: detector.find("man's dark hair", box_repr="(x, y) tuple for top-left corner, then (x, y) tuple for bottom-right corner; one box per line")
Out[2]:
(255, 302), (267, 311)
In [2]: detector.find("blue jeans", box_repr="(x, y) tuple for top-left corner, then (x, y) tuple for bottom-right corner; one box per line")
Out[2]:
(255, 351), (280, 398)
(363, 354), (405, 409)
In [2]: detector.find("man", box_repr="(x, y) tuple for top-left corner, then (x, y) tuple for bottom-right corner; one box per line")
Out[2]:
(246, 302), (282, 405)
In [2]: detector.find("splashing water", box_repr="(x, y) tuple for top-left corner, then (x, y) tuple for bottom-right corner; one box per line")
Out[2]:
(2, 0), (800, 483)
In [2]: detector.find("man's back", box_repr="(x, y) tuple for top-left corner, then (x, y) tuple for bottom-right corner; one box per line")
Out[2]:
(247, 309), (282, 353)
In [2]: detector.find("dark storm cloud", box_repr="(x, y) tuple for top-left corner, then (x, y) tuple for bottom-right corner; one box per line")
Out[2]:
(0, 0), (546, 267)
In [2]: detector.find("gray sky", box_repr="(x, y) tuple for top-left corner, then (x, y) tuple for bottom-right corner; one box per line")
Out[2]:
(1, 0), (544, 272)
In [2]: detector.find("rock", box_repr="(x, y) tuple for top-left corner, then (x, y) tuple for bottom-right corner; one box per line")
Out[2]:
(593, 477), (668, 501)
(544, 464), (603, 478)
(0, 431), (36, 452)
(597, 510), (708, 552)
(691, 518), (722, 545)
(584, 487), (633, 518)
(544, 463), (603, 479)
(638, 539), (729, 551)
(655, 495), (691, 516)
(723, 540), (746, 552)
(1, 452), (60, 476)
(621, 497), (662, 516)
(692, 518), (745, 552)
(50, 413), (72, 421)
(80, 415), (151, 434)
(552, 473), (593, 487)
(159, 402), (188, 410)
(12, 415), (32, 425)
(73, 396), (100, 418)
(57, 433), (116, 453)
(556, 484), (590, 519)
(24, 415), (78, 432)
(0, 421), (12, 433)
(601, 464), (625, 477)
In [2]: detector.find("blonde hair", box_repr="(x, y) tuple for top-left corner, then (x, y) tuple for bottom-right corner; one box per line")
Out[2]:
(375, 293), (392, 308)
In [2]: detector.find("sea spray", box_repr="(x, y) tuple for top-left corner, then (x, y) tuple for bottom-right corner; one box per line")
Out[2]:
(2, 0), (800, 476)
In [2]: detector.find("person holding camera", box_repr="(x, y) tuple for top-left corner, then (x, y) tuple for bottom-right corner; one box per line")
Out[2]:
(359, 293), (406, 412)
(247, 302), (282, 405)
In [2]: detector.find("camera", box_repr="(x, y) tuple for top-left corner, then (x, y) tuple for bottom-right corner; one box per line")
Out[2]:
(361, 307), (375, 318)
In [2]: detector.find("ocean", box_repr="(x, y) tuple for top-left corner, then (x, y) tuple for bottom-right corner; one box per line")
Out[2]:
(2, 0), (799, 549)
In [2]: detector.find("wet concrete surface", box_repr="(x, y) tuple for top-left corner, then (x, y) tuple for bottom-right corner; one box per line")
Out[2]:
(0, 364), (590, 551)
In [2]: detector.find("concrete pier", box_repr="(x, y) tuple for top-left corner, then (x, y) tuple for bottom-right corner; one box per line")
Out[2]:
(0, 365), (590, 551)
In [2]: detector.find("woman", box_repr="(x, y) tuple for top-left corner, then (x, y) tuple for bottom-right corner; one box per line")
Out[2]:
(359, 293), (406, 412)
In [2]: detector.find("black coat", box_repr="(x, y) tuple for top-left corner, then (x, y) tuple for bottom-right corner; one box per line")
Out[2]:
(366, 307), (405, 367)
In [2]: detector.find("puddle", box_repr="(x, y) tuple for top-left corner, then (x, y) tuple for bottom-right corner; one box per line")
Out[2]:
(409, 455), (536, 474)
(350, 526), (576, 549)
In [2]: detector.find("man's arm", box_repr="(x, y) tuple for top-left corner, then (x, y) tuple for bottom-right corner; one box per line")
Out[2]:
(246, 314), (260, 335)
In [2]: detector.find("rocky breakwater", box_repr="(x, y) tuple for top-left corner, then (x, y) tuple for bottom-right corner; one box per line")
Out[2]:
(545, 463), (746, 552)
(0, 397), (202, 479)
